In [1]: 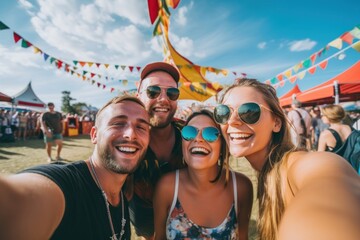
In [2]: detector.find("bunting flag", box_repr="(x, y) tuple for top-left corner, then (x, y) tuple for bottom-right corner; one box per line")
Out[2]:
(0, 21), (9, 30)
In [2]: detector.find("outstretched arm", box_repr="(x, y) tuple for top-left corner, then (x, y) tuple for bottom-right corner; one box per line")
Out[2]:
(279, 152), (360, 240)
(0, 173), (65, 239)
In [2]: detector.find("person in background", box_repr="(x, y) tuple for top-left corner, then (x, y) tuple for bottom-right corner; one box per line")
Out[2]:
(128, 62), (186, 240)
(0, 95), (150, 240)
(214, 78), (360, 240)
(18, 111), (28, 140)
(10, 111), (19, 140)
(309, 106), (328, 150)
(153, 109), (253, 240)
(287, 99), (312, 149)
(41, 102), (64, 162)
(317, 104), (352, 152)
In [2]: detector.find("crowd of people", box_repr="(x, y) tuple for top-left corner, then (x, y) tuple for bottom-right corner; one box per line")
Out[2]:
(0, 62), (359, 240)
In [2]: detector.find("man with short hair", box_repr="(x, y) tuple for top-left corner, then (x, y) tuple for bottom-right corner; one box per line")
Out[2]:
(0, 95), (150, 240)
(42, 102), (63, 162)
(129, 62), (186, 239)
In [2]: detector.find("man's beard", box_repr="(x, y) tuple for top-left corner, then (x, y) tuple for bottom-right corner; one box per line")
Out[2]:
(149, 110), (175, 128)
(99, 145), (145, 174)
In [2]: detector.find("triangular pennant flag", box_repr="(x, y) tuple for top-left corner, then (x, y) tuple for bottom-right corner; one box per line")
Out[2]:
(43, 53), (49, 61)
(21, 39), (32, 48)
(328, 38), (343, 49)
(88, 62), (94, 67)
(79, 61), (86, 67)
(129, 66), (134, 72)
(308, 66), (316, 74)
(349, 27), (360, 39)
(319, 60), (328, 69)
(73, 60), (78, 66)
(270, 77), (277, 84)
(352, 41), (360, 52)
(110, 87), (115, 93)
(297, 71), (306, 80)
(0, 21), (9, 30)
(340, 32), (353, 45)
(57, 60), (63, 69)
(310, 54), (317, 64)
(221, 69), (228, 76)
(289, 76), (297, 83)
(279, 80), (285, 87)
(103, 85), (106, 89)
(104, 64), (109, 69)
(92, 80), (95, 85)
(82, 76), (86, 81)
(302, 59), (311, 69)
(212, 82), (221, 90)
(293, 63), (301, 73)
(13, 32), (22, 43)
(123, 80), (128, 86)
(90, 73), (95, 78)
(136, 66), (141, 72)
(284, 69), (292, 79)
(265, 80), (271, 85)
(121, 65), (126, 70)
(50, 57), (56, 64)
(97, 83), (101, 87)
(96, 63), (101, 68)
(276, 74), (283, 81)
(115, 65), (119, 70)
(33, 46), (42, 54)
(83, 70), (88, 76)
(232, 71), (237, 76)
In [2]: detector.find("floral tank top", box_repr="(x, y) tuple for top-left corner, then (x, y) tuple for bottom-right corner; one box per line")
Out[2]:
(166, 170), (238, 240)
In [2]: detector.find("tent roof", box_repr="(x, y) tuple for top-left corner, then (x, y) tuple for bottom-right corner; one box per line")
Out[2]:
(0, 92), (12, 102)
(13, 82), (46, 109)
(280, 61), (360, 107)
(279, 84), (301, 99)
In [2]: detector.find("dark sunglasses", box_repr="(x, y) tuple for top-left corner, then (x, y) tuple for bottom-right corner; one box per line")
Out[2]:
(214, 102), (272, 125)
(146, 85), (180, 101)
(181, 126), (220, 143)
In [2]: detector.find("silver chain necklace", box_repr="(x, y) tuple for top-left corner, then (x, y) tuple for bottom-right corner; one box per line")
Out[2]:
(89, 158), (126, 240)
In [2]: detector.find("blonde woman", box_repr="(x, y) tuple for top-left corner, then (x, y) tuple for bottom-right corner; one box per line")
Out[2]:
(214, 78), (360, 240)
(318, 104), (352, 152)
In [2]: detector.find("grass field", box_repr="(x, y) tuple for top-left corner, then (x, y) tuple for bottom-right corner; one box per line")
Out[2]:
(0, 135), (259, 239)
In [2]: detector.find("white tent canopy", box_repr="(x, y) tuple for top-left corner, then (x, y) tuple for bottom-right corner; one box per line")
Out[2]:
(12, 82), (46, 112)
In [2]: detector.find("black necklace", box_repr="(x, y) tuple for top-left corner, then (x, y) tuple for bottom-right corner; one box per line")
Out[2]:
(89, 158), (126, 240)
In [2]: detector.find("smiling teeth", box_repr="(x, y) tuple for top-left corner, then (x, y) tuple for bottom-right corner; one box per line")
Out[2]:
(154, 108), (168, 112)
(191, 147), (209, 154)
(230, 133), (251, 139)
(118, 147), (136, 153)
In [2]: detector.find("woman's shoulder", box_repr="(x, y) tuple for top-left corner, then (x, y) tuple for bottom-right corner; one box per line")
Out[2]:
(286, 151), (356, 187)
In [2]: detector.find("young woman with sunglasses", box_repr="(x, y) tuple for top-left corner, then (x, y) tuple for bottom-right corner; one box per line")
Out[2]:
(214, 78), (360, 240)
(153, 109), (253, 240)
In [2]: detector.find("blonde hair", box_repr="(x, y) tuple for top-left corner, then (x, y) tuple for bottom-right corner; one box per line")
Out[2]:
(218, 78), (296, 240)
(321, 104), (345, 123)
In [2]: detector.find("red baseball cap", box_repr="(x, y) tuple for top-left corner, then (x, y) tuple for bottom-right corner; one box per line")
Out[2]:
(140, 62), (180, 85)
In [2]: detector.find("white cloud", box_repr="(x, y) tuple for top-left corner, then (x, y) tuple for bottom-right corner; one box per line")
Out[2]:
(257, 42), (267, 49)
(288, 38), (317, 52)
(174, 6), (189, 26)
(18, 0), (33, 10)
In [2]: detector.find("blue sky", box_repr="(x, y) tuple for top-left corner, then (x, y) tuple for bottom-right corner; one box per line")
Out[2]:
(0, 0), (359, 111)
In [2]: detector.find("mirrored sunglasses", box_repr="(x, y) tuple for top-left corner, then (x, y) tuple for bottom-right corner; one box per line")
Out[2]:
(181, 126), (220, 143)
(146, 85), (180, 101)
(214, 102), (271, 125)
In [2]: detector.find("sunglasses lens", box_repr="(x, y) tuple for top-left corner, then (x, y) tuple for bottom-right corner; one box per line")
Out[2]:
(166, 88), (180, 101)
(214, 105), (231, 124)
(202, 127), (220, 142)
(238, 103), (261, 124)
(181, 126), (198, 141)
(146, 86), (161, 99)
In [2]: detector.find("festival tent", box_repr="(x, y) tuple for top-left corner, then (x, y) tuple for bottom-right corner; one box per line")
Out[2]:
(280, 61), (360, 107)
(0, 92), (12, 102)
(12, 82), (46, 111)
(278, 85), (302, 107)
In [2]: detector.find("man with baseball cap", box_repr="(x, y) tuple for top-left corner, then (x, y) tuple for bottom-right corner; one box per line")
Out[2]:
(128, 62), (186, 239)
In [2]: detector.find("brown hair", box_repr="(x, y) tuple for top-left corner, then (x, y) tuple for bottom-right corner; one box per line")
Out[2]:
(184, 109), (230, 184)
(95, 95), (146, 127)
(218, 78), (296, 240)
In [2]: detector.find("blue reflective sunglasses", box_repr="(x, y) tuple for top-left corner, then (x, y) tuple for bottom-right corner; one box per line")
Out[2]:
(181, 126), (220, 143)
